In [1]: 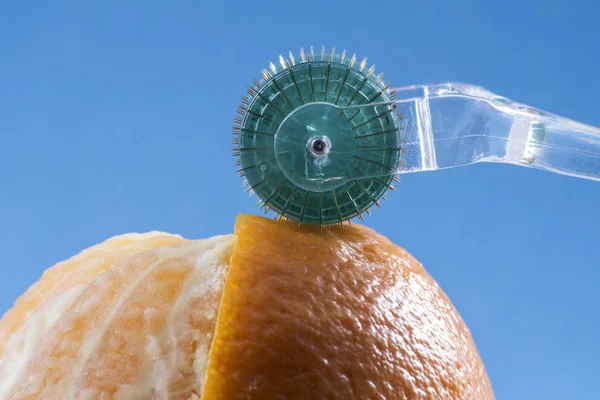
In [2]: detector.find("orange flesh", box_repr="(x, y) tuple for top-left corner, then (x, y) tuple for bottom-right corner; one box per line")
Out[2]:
(0, 233), (187, 360)
(0, 234), (234, 399)
(204, 215), (493, 399)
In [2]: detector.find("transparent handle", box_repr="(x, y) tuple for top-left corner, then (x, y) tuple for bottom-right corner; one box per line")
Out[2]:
(391, 82), (600, 181)
(272, 82), (600, 193)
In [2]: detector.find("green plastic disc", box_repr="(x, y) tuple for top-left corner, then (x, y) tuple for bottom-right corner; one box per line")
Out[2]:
(233, 47), (401, 225)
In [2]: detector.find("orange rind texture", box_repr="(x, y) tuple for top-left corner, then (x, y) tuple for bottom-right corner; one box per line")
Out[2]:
(0, 214), (493, 399)
(204, 215), (493, 400)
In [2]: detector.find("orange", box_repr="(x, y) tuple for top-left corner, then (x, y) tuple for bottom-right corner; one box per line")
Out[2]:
(0, 214), (493, 399)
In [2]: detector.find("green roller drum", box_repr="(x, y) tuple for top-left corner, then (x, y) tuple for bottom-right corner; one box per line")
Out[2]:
(233, 47), (403, 226)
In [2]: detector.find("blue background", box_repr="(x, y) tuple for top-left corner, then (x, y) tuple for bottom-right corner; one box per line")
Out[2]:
(1, 1), (599, 398)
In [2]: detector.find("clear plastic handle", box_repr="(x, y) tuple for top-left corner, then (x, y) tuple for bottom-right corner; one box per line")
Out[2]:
(271, 82), (600, 194)
(390, 82), (600, 181)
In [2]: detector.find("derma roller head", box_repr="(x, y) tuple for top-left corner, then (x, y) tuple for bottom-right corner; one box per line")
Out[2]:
(233, 46), (403, 226)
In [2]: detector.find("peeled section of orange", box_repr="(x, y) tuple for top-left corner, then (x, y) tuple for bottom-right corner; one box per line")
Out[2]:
(0, 214), (493, 399)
